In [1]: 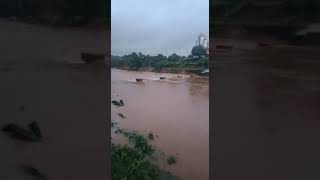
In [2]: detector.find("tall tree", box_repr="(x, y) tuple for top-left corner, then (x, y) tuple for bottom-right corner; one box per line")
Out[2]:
(191, 45), (207, 59)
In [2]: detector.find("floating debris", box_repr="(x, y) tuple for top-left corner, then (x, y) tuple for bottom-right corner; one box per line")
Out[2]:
(28, 121), (42, 138)
(136, 78), (143, 82)
(160, 77), (166, 80)
(22, 165), (48, 180)
(119, 99), (124, 106)
(111, 100), (123, 107)
(148, 132), (154, 140)
(2, 123), (41, 142)
(81, 52), (105, 64)
(177, 75), (183, 78)
(167, 155), (177, 165)
(118, 113), (126, 118)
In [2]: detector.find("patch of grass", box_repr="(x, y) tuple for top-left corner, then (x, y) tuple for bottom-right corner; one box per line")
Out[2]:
(112, 125), (179, 180)
(115, 127), (155, 156)
(112, 144), (161, 180)
(112, 113), (178, 179)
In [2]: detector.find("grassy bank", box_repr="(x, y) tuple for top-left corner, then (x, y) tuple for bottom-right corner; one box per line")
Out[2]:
(111, 98), (179, 180)
(111, 123), (179, 180)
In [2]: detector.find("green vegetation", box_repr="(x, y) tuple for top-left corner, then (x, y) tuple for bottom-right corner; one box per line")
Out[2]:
(112, 120), (178, 180)
(115, 127), (155, 156)
(111, 45), (208, 71)
(148, 132), (155, 140)
(112, 144), (160, 180)
(167, 156), (177, 165)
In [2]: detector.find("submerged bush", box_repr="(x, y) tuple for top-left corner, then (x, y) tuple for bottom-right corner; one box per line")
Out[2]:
(112, 123), (178, 180)
(112, 144), (161, 180)
(167, 155), (177, 165)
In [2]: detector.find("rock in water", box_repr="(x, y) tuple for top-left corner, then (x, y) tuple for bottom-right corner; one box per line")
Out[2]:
(22, 165), (48, 180)
(28, 121), (42, 138)
(2, 123), (40, 142)
(112, 100), (122, 106)
(112, 100), (124, 107)
(118, 113), (126, 118)
(2, 123), (20, 132)
(119, 99), (124, 106)
(81, 52), (105, 64)
(136, 78), (143, 82)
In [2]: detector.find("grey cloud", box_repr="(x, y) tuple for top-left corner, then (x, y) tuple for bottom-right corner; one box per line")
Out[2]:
(111, 0), (208, 56)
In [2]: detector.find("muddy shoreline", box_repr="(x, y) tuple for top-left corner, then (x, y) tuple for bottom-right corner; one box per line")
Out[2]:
(111, 67), (209, 77)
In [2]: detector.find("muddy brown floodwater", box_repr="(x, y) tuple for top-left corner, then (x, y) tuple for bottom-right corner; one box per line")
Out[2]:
(111, 69), (209, 180)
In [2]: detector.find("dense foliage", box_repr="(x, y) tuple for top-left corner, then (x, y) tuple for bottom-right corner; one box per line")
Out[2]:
(112, 45), (208, 71)
(111, 123), (178, 180)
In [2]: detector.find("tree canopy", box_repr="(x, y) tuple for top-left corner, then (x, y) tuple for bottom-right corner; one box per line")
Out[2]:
(191, 45), (208, 58)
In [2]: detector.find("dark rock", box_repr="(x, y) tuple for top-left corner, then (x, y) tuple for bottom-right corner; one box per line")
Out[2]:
(118, 113), (126, 118)
(119, 99), (124, 106)
(136, 78), (143, 82)
(28, 121), (42, 138)
(81, 52), (106, 64)
(112, 100), (123, 106)
(2, 123), (40, 142)
(22, 165), (48, 180)
(2, 123), (20, 132)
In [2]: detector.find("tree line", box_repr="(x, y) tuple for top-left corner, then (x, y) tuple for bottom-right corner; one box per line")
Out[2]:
(111, 45), (208, 70)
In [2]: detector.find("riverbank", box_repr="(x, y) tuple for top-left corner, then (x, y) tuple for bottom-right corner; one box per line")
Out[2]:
(111, 67), (209, 77)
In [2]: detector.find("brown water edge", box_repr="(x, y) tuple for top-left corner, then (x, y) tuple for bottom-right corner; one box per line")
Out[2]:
(112, 67), (209, 77)
(111, 69), (209, 180)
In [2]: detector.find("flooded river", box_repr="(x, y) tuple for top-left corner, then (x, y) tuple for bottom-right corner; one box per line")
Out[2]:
(111, 69), (209, 180)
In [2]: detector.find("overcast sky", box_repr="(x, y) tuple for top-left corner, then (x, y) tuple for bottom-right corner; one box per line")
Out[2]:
(111, 0), (208, 56)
